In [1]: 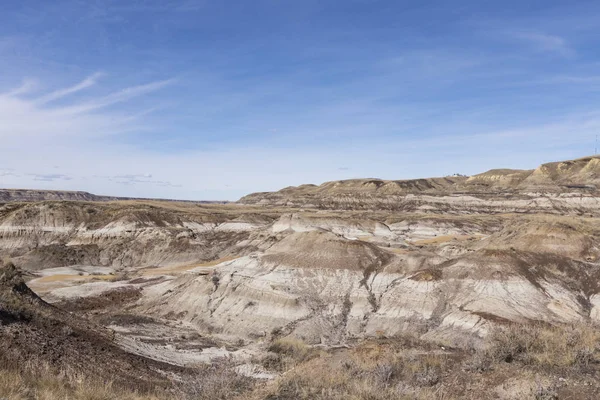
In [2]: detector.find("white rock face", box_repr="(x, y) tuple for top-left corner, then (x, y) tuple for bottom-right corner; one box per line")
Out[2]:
(139, 244), (589, 347)
(0, 202), (271, 270)
(272, 213), (392, 239)
(4, 200), (600, 349)
(590, 295), (600, 322)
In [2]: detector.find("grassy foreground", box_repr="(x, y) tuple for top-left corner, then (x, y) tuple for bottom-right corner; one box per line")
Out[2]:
(2, 323), (600, 400)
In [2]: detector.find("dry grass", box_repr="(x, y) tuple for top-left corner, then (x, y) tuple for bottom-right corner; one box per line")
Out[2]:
(3, 323), (600, 400)
(0, 366), (166, 400)
(261, 337), (322, 372)
(471, 322), (600, 372)
(182, 362), (255, 400)
(258, 335), (449, 399)
(262, 346), (448, 400)
(268, 337), (316, 360)
(262, 324), (600, 400)
(0, 358), (256, 400)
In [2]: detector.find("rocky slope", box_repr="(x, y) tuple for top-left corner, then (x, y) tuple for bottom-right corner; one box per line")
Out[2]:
(0, 188), (229, 203)
(0, 262), (181, 390)
(134, 213), (600, 347)
(0, 201), (274, 271)
(0, 189), (108, 202)
(239, 156), (600, 213)
(2, 197), (599, 348)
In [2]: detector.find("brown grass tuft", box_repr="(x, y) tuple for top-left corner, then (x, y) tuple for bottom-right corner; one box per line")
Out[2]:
(468, 322), (600, 372)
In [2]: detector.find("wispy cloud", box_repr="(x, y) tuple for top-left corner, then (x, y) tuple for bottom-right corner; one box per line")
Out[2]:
(3, 2), (600, 200)
(108, 174), (181, 187)
(29, 173), (73, 182)
(35, 72), (104, 105)
(0, 75), (173, 140)
(3, 79), (37, 97)
(0, 168), (18, 177)
(57, 78), (175, 115)
(512, 31), (573, 57)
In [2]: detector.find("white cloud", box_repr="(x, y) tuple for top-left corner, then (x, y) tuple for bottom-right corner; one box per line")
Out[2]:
(3, 79), (37, 97)
(0, 75), (173, 141)
(55, 78), (175, 115)
(35, 72), (104, 105)
(1, 70), (598, 201)
(2, 109), (599, 200)
(29, 173), (73, 182)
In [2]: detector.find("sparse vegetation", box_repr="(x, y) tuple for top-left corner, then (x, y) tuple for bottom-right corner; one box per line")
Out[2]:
(183, 362), (255, 400)
(260, 325), (600, 400)
(0, 356), (256, 400)
(260, 337), (321, 372)
(0, 363), (168, 400)
(263, 340), (450, 400)
(470, 322), (600, 372)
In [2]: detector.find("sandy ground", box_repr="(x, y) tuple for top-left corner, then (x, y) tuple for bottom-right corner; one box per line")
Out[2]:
(141, 256), (239, 276)
(27, 265), (118, 294)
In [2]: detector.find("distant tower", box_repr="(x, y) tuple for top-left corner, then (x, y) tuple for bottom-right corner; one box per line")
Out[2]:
(596, 135), (598, 155)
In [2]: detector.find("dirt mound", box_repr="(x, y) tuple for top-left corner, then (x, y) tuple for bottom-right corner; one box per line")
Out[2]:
(263, 230), (393, 271)
(0, 262), (180, 391)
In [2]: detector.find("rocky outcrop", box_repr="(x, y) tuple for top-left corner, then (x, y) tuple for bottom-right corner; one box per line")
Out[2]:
(133, 212), (600, 347)
(0, 262), (180, 388)
(239, 156), (600, 213)
(0, 189), (106, 202)
(138, 226), (600, 347)
(0, 202), (273, 271)
(0, 188), (229, 203)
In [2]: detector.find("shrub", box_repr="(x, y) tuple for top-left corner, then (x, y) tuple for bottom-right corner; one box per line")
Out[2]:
(476, 323), (600, 372)
(183, 362), (254, 400)
(0, 366), (166, 400)
(268, 337), (314, 360)
(263, 337), (321, 372)
(265, 357), (439, 400)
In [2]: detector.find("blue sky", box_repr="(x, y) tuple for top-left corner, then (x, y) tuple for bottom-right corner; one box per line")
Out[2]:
(1, 0), (600, 200)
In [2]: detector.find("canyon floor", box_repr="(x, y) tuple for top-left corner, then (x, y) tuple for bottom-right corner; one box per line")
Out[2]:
(4, 156), (600, 399)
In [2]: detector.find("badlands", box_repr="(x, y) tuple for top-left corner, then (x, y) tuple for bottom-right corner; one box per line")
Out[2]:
(4, 156), (600, 398)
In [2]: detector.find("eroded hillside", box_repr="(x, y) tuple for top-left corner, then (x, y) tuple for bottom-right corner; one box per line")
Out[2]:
(2, 199), (600, 348)
(239, 156), (600, 213)
(4, 155), (600, 398)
